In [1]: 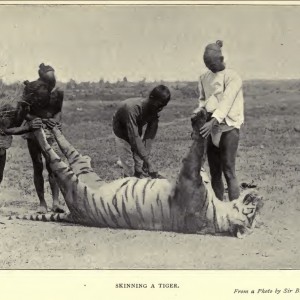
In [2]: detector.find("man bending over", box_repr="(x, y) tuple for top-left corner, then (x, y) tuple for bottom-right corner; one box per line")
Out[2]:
(113, 85), (171, 179)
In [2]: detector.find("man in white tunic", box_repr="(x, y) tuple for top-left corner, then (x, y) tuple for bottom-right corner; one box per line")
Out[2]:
(194, 40), (244, 201)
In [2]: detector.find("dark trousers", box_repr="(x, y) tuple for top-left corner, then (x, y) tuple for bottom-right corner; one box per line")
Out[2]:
(207, 128), (240, 201)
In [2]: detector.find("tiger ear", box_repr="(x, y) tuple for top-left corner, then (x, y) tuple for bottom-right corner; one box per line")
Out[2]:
(241, 192), (263, 207)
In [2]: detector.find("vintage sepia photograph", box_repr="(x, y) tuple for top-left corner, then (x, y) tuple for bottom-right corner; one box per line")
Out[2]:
(0, 3), (299, 270)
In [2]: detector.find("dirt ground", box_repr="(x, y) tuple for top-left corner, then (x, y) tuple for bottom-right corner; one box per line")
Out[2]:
(0, 92), (300, 269)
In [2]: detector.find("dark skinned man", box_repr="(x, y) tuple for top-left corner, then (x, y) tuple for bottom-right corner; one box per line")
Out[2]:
(19, 63), (64, 213)
(193, 40), (244, 202)
(113, 85), (171, 179)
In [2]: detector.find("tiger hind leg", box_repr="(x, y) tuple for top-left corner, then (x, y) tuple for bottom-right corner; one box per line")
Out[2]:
(51, 127), (104, 189)
(33, 128), (103, 226)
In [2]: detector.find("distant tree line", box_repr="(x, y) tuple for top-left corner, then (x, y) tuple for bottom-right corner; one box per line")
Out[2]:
(0, 77), (300, 102)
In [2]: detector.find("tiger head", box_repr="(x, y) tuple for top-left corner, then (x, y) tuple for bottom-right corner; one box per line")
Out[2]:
(227, 192), (263, 238)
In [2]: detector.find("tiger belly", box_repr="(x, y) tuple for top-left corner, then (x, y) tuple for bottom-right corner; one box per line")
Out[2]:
(89, 178), (174, 231)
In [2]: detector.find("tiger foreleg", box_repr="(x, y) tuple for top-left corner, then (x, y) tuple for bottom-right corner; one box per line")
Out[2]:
(171, 109), (208, 232)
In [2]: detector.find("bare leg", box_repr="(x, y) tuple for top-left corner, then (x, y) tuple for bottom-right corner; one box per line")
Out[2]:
(220, 129), (240, 200)
(33, 128), (97, 224)
(114, 134), (135, 177)
(207, 136), (224, 200)
(33, 129), (78, 197)
(45, 161), (65, 213)
(171, 109), (208, 232)
(27, 139), (47, 213)
(0, 150), (6, 185)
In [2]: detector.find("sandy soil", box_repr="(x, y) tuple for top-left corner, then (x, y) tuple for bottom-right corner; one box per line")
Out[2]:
(0, 201), (299, 269)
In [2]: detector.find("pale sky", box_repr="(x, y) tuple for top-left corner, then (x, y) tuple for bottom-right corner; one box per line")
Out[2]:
(0, 4), (299, 83)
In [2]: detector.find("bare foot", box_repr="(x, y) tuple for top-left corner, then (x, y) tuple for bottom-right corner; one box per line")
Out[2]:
(52, 203), (65, 213)
(37, 205), (48, 214)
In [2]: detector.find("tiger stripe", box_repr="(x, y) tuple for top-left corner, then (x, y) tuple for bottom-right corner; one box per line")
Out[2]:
(100, 197), (108, 217)
(121, 195), (132, 229)
(107, 203), (119, 227)
(142, 179), (152, 205)
(150, 180), (156, 189)
(82, 186), (96, 225)
(124, 185), (129, 202)
(112, 195), (121, 217)
(135, 197), (145, 226)
(92, 195), (109, 227)
(131, 179), (139, 198)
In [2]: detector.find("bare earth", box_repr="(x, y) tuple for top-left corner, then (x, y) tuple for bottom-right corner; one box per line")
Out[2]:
(0, 90), (299, 269)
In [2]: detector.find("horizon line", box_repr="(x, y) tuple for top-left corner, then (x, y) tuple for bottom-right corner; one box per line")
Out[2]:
(1, 77), (300, 85)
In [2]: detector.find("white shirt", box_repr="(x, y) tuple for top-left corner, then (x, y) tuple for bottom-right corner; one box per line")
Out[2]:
(196, 68), (244, 129)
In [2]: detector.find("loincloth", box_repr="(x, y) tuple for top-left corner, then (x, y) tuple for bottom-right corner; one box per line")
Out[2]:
(205, 111), (235, 147)
(0, 134), (13, 150)
(210, 123), (235, 148)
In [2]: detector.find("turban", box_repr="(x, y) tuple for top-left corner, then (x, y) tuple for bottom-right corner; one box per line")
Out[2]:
(38, 63), (55, 77)
(203, 40), (223, 65)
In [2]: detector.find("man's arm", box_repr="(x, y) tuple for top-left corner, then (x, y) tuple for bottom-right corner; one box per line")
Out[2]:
(53, 111), (62, 122)
(143, 117), (159, 154)
(3, 124), (31, 135)
(2, 118), (43, 135)
(25, 113), (38, 121)
(126, 107), (151, 166)
(200, 72), (242, 138)
(211, 71), (242, 124)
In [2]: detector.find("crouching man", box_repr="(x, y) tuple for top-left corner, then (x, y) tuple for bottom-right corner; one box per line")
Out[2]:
(112, 85), (171, 179)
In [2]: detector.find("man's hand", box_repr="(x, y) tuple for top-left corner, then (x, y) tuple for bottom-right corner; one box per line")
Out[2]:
(56, 122), (62, 131)
(29, 118), (43, 130)
(148, 171), (166, 179)
(143, 160), (155, 174)
(200, 118), (218, 138)
(42, 118), (57, 129)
